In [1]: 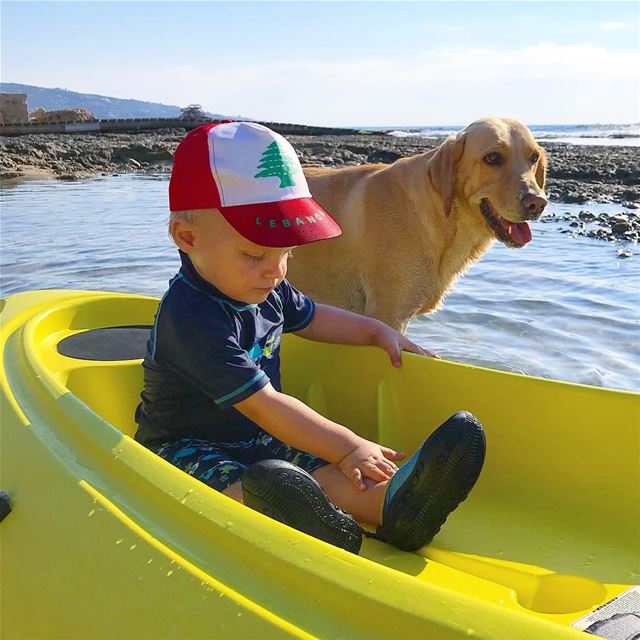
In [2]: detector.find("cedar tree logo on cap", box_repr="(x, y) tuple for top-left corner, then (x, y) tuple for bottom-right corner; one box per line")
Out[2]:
(169, 121), (342, 247)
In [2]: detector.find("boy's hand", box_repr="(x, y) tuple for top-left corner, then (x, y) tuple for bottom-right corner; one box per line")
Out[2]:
(372, 322), (439, 367)
(338, 439), (406, 490)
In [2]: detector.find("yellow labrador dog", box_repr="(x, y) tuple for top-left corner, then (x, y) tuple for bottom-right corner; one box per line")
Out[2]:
(288, 117), (548, 333)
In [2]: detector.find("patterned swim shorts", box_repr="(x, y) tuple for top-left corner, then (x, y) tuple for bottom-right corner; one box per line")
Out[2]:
(154, 430), (330, 492)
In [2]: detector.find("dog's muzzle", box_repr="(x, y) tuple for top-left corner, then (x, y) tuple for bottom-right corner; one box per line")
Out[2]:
(520, 192), (548, 221)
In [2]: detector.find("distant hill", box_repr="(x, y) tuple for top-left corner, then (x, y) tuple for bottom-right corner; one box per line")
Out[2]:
(0, 83), (246, 120)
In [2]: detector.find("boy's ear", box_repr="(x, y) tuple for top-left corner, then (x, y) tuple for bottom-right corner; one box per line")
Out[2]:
(170, 219), (196, 252)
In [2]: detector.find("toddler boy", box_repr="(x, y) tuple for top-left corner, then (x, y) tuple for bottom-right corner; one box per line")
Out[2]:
(134, 122), (485, 554)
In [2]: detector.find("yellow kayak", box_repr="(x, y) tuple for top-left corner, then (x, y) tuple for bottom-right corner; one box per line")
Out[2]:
(1, 289), (638, 639)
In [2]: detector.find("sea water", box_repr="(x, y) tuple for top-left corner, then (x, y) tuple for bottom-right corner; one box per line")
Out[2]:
(377, 123), (640, 147)
(1, 174), (638, 392)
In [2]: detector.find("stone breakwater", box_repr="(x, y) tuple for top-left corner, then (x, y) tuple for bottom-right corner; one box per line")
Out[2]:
(2, 129), (638, 242)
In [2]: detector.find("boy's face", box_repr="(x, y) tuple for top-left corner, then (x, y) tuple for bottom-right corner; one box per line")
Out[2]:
(171, 209), (295, 304)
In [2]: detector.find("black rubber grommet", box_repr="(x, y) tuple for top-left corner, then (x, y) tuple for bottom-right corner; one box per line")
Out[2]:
(0, 491), (12, 522)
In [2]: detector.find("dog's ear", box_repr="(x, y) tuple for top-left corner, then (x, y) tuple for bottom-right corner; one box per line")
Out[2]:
(426, 133), (466, 217)
(535, 146), (547, 192)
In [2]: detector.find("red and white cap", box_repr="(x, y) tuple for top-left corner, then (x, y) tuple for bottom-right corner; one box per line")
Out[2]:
(169, 121), (342, 247)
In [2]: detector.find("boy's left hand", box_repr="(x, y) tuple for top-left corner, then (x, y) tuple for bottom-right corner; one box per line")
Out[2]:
(372, 322), (439, 367)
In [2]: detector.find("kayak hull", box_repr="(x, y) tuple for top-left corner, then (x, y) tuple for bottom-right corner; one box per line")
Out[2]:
(1, 290), (638, 639)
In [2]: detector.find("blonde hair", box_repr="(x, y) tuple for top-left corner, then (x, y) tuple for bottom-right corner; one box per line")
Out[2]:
(168, 209), (202, 239)
(169, 209), (202, 224)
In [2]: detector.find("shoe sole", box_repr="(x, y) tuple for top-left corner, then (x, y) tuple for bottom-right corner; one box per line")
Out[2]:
(242, 460), (362, 554)
(375, 411), (486, 551)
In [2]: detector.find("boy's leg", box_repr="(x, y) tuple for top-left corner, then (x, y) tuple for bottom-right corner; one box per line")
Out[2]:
(318, 411), (485, 549)
(154, 438), (247, 495)
(221, 481), (244, 503)
(240, 412), (484, 553)
(311, 465), (387, 526)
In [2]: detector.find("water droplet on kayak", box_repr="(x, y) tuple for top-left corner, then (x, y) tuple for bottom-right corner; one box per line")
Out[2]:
(225, 521), (234, 528)
(466, 629), (475, 637)
(367, 579), (374, 585)
(167, 570), (174, 577)
(147, 558), (153, 564)
(237, 612), (243, 617)
(218, 592), (225, 598)
(115, 539), (123, 545)
(129, 544), (137, 550)
(88, 509), (95, 517)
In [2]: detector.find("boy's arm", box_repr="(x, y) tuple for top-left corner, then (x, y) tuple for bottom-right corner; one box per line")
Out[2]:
(294, 303), (380, 345)
(294, 303), (437, 366)
(235, 382), (403, 489)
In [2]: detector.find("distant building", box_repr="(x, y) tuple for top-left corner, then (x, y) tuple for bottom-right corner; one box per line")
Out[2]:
(0, 93), (29, 125)
(180, 104), (207, 120)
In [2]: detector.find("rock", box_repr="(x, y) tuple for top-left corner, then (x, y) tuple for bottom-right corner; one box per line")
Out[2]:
(367, 149), (401, 163)
(29, 107), (96, 123)
(563, 191), (590, 204)
(128, 158), (142, 169)
(612, 221), (631, 234)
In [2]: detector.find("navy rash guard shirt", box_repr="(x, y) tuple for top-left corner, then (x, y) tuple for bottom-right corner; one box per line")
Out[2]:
(134, 251), (316, 450)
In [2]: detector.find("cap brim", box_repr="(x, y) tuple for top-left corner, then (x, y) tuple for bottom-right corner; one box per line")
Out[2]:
(218, 197), (342, 247)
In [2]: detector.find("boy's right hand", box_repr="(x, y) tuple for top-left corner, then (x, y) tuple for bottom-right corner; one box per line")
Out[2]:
(337, 439), (406, 491)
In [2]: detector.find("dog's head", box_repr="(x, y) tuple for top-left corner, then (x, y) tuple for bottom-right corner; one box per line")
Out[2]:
(427, 117), (547, 248)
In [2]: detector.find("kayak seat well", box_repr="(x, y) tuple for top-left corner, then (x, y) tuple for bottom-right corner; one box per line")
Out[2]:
(29, 294), (159, 438)
(65, 360), (145, 438)
(55, 325), (151, 437)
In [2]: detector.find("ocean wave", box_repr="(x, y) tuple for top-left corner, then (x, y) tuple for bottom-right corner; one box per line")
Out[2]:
(384, 123), (640, 141)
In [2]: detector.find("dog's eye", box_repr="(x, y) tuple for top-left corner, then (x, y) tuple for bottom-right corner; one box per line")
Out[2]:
(531, 153), (540, 163)
(484, 152), (503, 166)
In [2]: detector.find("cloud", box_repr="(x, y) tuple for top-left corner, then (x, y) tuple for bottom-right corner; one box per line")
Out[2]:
(18, 42), (640, 126)
(599, 21), (628, 30)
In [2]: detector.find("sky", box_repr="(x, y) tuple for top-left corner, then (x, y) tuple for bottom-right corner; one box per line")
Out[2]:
(2, 1), (639, 127)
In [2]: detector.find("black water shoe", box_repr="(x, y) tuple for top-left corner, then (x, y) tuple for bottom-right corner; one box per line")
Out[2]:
(242, 460), (363, 554)
(369, 411), (486, 551)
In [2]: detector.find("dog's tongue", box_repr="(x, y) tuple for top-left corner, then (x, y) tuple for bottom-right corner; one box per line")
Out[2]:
(501, 219), (531, 246)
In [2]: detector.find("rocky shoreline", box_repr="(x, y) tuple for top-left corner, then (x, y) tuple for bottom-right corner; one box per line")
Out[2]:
(2, 128), (639, 243)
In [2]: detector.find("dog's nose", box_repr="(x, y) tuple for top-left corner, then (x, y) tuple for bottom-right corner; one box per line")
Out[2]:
(521, 192), (548, 218)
